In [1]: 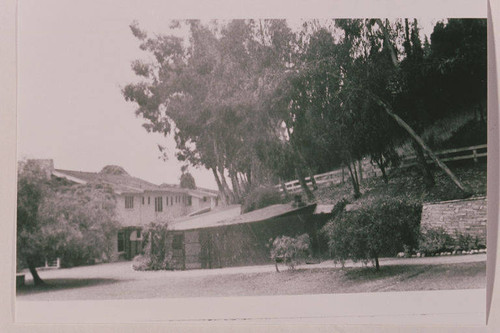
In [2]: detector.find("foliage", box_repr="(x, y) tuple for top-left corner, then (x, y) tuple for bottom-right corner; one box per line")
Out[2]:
(180, 171), (196, 189)
(39, 183), (120, 268)
(124, 19), (486, 200)
(418, 227), (454, 255)
(270, 234), (311, 270)
(17, 160), (119, 283)
(418, 227), (485, 255)
(133, 222), (173, 271)
(322, 196), (422, 270)
(241, 186), (283, 213)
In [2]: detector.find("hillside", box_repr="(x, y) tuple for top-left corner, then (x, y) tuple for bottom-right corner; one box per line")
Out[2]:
(310, 161), (487, 206)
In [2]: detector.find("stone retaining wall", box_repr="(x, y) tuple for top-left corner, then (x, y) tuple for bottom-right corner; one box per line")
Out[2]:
(420, 197), (487, 245)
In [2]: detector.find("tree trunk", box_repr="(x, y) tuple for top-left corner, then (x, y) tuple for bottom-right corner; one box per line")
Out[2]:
(372, 96), (471, 195)
(229, 170), (241, 203)
(374, 157), (389, 184)
(346, 160), (361, 199)
(374, 19), (470, 195)
(412, 141), (435, 188)
(295, 167), (314, 201)
(218, 165), (237, 204)
(27, 258), (44, 286)
(374, 256), (380, 271)
(211, 167), (228, 206)
(309, 173), (318, 191)
(358, 159), (363, 182)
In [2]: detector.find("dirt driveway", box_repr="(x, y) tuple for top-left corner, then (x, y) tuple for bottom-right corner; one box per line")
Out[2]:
(16, 254), (486, 301)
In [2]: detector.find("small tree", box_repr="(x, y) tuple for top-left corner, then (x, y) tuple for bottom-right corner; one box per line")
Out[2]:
(133, 222), (173, 271)
(270, 234), (311, 272)
(180, 165), (196, 189)
(17, 160), (119, 285)
(241, 186), (283, 214)
(322, 197), (421, 271)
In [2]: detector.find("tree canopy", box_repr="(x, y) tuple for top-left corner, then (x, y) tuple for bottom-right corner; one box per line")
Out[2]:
(17, 160), (120, 285)
(123, 18), (486, 201)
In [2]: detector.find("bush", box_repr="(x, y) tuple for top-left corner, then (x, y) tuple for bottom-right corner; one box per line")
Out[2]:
(132, 222), (173, 271)
(241, 186), (283, 214)
(322, 196), (422, 270)
(270, 234), (311, 271)
(418, 228), (485, 255)
(418, 227), (454, 255)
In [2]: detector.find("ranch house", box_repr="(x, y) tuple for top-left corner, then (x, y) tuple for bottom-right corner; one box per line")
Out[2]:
(34, 160), (219, 260)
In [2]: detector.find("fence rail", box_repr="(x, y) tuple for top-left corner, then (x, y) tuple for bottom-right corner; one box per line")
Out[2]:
(277, 144), (487, 194)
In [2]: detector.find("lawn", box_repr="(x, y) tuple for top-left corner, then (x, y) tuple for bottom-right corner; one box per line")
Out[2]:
(17, 260), (486, 301)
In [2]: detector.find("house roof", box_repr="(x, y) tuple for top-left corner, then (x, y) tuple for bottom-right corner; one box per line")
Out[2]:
(52, 166), (218, 197)
(170, 203), (318, 231)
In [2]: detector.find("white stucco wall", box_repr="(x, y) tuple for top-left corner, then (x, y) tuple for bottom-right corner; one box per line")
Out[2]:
(115, 191), (218, 227)
(116, 191), (191, 227)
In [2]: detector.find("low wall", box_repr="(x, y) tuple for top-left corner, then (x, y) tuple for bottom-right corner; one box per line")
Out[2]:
(420, 196), (487, 245)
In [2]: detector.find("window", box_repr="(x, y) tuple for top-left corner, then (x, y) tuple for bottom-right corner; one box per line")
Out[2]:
(172, 234), (183, 250)
(187, 196), (192, 206)
(203, 196), (207, 202)
(142, 197), (145, 205)
(155, 197), (163, 212)
(171, 196), (173, 205)
(148, 197), (150, 205)
(166, 196), (169, 206)
(117, 231), (124, 252)
(125, 196), (134, 209)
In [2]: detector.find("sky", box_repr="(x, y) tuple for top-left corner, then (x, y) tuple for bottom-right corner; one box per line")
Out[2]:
(17, 0), (484, 190)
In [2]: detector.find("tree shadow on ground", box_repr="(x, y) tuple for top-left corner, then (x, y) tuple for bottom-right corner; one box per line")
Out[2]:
(342, 265), (429, 282)
(16, 278), (121, 296)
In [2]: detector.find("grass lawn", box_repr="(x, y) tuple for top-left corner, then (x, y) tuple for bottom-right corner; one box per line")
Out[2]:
(17, 260), (485, 301)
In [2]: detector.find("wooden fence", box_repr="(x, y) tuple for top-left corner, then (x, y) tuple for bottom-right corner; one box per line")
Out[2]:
(277, 144), (487, 193)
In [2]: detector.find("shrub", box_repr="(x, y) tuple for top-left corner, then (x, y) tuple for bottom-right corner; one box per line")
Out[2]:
(321, 196), (422, 271)
(418, 227), (485, 255)
(132, 222), (173, 271)
(241, 186), (283, 214)
(418, 227), (454, 255)
(270, 234), (311, 271)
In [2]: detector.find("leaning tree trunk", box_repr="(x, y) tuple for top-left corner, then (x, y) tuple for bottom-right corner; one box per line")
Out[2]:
(373, 96), (470, 195)
(412, 141), (435, 188)
(374, 19), (470, 195)
(295, 167), (315, 201)
(27, 258), (44, 286)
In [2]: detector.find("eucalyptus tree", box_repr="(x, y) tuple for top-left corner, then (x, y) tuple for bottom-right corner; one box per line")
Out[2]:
(124, 19), (301, 203)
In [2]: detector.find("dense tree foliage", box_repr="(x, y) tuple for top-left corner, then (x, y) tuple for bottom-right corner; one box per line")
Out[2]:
(124, 19), (485, 200)
(17, 160), (119, 285)
(322, 197), (422, 271)
(180, 166), (197, 189)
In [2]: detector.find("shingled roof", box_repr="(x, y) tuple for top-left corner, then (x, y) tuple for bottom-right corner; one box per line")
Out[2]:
(170, 203), (317, 231)
(53, 165), (218, 197)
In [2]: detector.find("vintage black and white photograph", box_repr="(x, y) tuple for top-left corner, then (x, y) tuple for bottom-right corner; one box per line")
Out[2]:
(14, 0), (489, 326)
